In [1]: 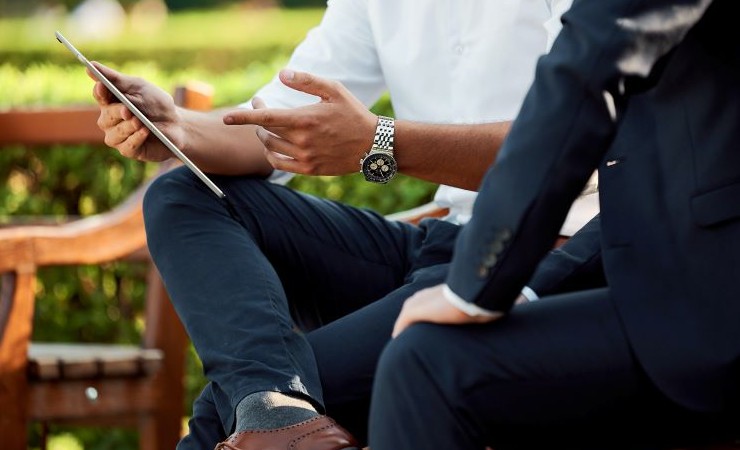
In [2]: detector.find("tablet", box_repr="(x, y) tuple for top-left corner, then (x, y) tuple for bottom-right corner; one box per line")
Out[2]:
(55, 31), (225, 199)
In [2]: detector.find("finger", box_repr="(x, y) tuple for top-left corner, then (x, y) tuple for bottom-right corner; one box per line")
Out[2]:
(85, 67), (97, 82)
(279, 69), (341, 101)
(106, 117), (145, 147)
(120, 104), (133, 120)
(114, 126), (150, 160)
(97, 103), (128, 130)
(89, 61), (139, 92)
(251, 96), (267, 109)
(223, 108), (302, 128)
(391, 311), (414, 338)
(392, 300), (418, 338)
(92, 81), (115, 105)
(256, 127), (301, 160)
(264, 149), (302, 173)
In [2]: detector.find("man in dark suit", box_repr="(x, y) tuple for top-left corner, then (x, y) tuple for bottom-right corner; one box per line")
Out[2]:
(368, 0), (740, 448)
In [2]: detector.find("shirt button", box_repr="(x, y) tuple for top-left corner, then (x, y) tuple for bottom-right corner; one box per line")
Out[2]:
(454, 45), (464, 55)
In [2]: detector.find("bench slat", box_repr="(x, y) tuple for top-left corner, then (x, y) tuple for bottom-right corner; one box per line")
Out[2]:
(28, 343), (163, 381)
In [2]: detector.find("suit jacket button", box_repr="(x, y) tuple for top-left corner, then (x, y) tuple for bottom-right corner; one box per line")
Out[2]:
(483, 254), (498, 267)
(497, 228), (512, 241)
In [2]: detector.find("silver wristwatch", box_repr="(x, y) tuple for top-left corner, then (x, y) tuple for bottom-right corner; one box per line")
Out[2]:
(360, 115), (397, 184)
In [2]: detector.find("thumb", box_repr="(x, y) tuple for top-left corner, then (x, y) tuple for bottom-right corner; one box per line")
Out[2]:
(279, 69), (342, 101)
(89, 61), (137, 92)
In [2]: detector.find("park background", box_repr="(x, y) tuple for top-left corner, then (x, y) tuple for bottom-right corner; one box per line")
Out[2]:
(0, 0), (437, 448)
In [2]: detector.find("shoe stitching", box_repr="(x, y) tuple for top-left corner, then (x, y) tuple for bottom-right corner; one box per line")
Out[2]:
(214, 442), (241, 450)
(289, 424), (349, 449)
(218, 416), (332, 444)
(231, 416), (328, 438)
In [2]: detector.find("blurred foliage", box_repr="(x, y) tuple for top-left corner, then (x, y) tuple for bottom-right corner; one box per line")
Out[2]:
(0, 0), (324, 16)
(0, 6), (325, 71)
(1, 4), (436, 449)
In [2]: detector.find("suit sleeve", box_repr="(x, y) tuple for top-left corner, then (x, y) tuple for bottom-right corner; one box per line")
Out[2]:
(446, 0), (715, 311)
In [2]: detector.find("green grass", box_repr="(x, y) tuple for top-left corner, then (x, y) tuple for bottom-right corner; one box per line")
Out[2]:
(0, 58), (286, 108)
(0, 6), (325, 71)
(0, 6), (326, 108)
(0, 6), (324, 52)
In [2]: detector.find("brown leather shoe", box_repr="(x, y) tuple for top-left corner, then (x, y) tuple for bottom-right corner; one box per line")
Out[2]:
(214, 415), (360, 450)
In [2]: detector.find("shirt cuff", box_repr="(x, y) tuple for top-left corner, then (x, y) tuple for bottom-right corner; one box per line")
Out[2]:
(443, 285), (499, 317)
(520, 286), (539, 302)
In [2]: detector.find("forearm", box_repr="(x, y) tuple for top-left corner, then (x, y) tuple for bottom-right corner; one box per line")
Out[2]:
(179, 107), (274, 177)
(394, 120), (511, 191)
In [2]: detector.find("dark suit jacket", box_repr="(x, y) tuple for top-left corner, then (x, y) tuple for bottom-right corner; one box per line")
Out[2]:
(447, 0), (740, 414)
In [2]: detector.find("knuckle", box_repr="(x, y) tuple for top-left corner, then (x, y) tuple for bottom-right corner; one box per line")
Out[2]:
(303, 163), (318, 176)
(103, 135), (115, 148)
(98, 108), (115, 128)
(293, 134), (310, 148)
(127, 141), (142, 158)
(301, 155), (319, 174)
(127, 119), (141, 134)
(261, 133), (274, 150)
(296, 115), (318, 129)
(260, 112), (274, 126)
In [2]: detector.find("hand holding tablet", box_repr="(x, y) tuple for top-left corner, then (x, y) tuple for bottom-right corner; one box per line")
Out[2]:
(55, 31), (225, 198)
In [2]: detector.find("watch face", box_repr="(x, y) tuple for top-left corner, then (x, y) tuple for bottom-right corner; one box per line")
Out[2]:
(362, 152), (397, 183)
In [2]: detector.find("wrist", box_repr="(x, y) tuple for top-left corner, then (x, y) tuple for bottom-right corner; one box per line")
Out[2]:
(442, 285), (500, 318)
(360, 115), (397, 184)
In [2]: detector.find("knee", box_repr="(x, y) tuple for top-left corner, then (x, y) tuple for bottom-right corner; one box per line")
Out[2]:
(375, 324), (439, 389)
(143, 166), (193, 212)
(143, 167), (204, 236)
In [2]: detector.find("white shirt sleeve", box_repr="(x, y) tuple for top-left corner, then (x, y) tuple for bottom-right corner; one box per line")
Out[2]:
(520, 286), (540, 302)
(239, 0), (386, 110)
(544, 0), (574, 51)
(442, 285), (501, 317)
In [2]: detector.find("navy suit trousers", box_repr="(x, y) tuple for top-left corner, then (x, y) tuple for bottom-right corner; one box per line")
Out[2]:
(370, 288), (739, 449)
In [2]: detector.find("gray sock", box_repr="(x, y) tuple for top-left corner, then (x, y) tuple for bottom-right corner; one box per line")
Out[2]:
(234, 391), (319, 432)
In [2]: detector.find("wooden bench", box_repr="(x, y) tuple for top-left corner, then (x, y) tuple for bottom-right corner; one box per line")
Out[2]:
(0, 82), (212, 450)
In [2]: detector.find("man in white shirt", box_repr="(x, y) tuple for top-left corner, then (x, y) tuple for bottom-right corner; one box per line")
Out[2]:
(90, 1), (591, 449)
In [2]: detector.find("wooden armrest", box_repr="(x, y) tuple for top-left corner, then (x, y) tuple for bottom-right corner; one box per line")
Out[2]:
(0, 107), (103, 146)
(0, 183), (150, 272)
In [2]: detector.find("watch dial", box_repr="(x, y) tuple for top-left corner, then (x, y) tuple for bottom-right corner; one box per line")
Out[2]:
(362, 153), (397, 183)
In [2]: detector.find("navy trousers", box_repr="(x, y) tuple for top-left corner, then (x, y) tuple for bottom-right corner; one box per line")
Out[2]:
(369, 288), (739, 450)
(142, 166), (459, 448)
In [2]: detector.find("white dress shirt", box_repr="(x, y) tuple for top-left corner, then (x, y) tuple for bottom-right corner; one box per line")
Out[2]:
(240, 0), (594, 233)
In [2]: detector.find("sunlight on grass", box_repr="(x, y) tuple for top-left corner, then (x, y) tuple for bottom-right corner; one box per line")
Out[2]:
(0, 5), (322, 107)
(0, 57), (287, 107)
(0, 7), (325, 53)
(48, 433), (83, 450)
